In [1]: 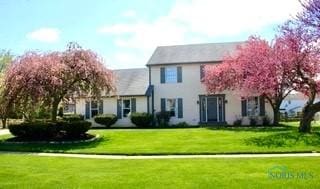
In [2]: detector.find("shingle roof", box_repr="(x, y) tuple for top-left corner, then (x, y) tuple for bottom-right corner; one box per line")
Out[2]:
(113, 68), (149, 96)
(146, 41), (244, 65)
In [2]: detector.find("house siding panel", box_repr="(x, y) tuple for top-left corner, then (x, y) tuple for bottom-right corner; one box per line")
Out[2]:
(76, 96), (148, 127)
(151, 63), (274, 125)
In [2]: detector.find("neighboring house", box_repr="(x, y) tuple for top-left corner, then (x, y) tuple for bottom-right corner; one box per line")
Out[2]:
(75, 42), (274, 126)
(75, 68), (152, 126)
(281, 93), (320, 118)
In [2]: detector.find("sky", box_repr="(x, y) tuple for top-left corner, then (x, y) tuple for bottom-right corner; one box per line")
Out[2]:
(0, 0), (302, 69)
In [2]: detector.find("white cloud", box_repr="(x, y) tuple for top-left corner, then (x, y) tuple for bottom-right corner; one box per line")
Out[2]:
(169, 0), (301, 37)
(98, 0), (302, 68)
(98, 23), (142, 34)
(27, 28), (60, 43)
(106, 51), (147, 69)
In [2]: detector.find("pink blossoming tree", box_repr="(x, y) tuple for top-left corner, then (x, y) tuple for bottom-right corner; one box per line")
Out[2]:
(297, 0), (320, 39)
(279, 21), (320, 133)
(203, 36), (295, 125)
(2, 43), (114, 122)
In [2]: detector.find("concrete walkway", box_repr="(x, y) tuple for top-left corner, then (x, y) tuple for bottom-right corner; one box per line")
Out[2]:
(0, 129), (9, 136)
(0, 151), (319, 159)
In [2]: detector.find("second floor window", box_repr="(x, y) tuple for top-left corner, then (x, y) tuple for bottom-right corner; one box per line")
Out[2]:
(165, 67), (177, 83)
(161, 66), (182, 83)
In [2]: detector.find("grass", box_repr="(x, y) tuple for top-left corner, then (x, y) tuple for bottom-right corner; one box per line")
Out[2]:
(0, 154), (319, 188)
(0, 122), (319, 155)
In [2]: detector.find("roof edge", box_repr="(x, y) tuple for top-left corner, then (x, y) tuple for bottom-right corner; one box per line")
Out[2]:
(146, 60), (222, 66)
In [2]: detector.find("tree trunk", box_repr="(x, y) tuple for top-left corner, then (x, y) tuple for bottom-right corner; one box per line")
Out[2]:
(51, 100), (60, 122)
(1, 118), (6, 129)
(273, 110), (280, 126)
(299, 106), (314, 133)
(269, 101), (281, 126)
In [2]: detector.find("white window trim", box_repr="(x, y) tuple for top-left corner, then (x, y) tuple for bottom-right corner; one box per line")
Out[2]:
(165, 67), (178, 83)
(122, 99), (131, 118)
(246, 96), (260, 117)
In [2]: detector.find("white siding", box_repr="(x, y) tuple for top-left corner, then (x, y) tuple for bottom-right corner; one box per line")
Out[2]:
(75, 96), (148, 127)
(150, 63), (274, 125)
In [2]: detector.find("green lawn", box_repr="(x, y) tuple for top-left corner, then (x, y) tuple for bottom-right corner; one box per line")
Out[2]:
(0, 122), (319, 155)
(0, 154), (319, 188)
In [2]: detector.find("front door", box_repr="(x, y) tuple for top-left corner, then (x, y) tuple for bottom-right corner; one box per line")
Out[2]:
(207, 97), (218, 122)
(200, 95), (225, 123)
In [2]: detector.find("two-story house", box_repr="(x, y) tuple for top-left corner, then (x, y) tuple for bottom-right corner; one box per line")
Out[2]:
(75, 42), (274, 126)
(147, 42), (273, 125)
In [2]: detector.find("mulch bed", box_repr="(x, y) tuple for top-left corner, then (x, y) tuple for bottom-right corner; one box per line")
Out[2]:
(3, 133), (99, 144)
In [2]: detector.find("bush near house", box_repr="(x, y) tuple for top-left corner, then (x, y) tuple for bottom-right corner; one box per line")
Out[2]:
(61, 121), (91, 138)
(62, 114), (85, 122)
(9, 121), (59, 139)
(170, 122), (190, 127)
(249, 117), (257, 126)
(262, 116), (271, 126)
(233, 119), (242, 126)
(155, 111), (171, 127)
(94, 114), (117, 127)
(8, 120), (92, 140)
(130, 112), (153, 127)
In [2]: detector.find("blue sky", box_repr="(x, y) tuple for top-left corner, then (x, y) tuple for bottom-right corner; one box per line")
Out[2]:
(0, 0), (302, 69)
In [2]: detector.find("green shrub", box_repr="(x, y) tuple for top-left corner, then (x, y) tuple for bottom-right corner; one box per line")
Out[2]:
(63, 114), (84, 122)
(156, 111), (171, 126)
(249, 117), (257, 126)
(8, 121), (60, 139)
(130, 112), (153, 127)
(8, 123), (28, 137)
(62, 120), (91, 137)
(171, 122), (189, 127)
(233, 119), (242, 126)
(262, 116), (271, 126)
(94, 114), (117, 127)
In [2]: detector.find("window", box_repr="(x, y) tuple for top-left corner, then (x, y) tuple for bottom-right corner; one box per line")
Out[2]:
(200, 65), (205, 80)
(64, 104), (75, 113)
(165, 67), (177, 83)
(166, 98), (177, 117)
(122, 99), (131, 117)
(247, 97), (260, 116)
(91, 101), (99, 118)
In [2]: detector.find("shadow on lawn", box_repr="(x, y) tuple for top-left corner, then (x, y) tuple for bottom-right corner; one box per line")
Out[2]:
(0, 136), (108, 153)
(205, 125), (295, 133)
(245, 131), (320, 147)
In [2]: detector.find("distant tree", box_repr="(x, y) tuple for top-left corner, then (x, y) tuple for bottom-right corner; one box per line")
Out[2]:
(3, 43), (115, 122)
(203, 36), (295, 125)
(0, 50), (13, 128)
